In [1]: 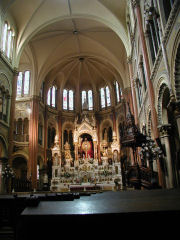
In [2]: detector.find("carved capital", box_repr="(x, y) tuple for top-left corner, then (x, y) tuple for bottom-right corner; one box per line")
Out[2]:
(131, 0), (140, 9)
(158, 124), (171, 137)
(13, 68), (19, 76)
(127, 56), (132, 64)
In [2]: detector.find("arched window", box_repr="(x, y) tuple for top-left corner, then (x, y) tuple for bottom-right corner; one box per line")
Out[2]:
(47, 85), (57, 108)
(88, 90), (93, 110)
(100, 88), (105, 108)
(82, 91), (86, 107)
(100, 86), (111, 109)
(16, 71), (30, 97)
(115, 81), (123, 103)
(51, 86), (56, 107)
(106, 86), (111, 106)
(81, 90), (93, 110)
(115, 81), (120, 102)
(63, 89), (68, 110)
(7, 30), (12, 58)
(17, 72), (23, 96)
(63, 89), (74, 110)
(47, 89), (51, 105)
(2, 22), (14, 59)
(69, 90), (74, 110)
(24, 71), (30, 95)
(145, 3), (160, 64)
(2, 23), (8, 52)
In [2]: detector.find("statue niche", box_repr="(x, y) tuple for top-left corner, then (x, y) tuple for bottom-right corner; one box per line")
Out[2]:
(79, 134), (94, 159)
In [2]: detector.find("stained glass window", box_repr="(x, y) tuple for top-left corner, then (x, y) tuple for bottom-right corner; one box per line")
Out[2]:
(24, 71), (30, 95)
(7, 30), (12, 58)
(47, 89), (51, 106)
(2, 22), (14, 59)
(69, 90), (74, 110)
(106, 86), (111, 106)
(82, 90), (86, 107)
(17, 72), (23, 96)
(2, 23), (8, 52)
(120, 87), (123, 100)
(63, 89), (68, 110)
(88, 90), (93, 110)
(115, 81), (120, 103)
(100, 88), (105, 108)
(17, 71), (31, 97)
(51, 86), (56, 107)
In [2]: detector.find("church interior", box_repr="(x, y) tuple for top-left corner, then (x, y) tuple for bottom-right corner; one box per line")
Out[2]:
(0, 0), (180, 239)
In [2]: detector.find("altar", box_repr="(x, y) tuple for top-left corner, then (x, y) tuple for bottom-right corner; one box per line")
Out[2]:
(50, 113), (122, 192)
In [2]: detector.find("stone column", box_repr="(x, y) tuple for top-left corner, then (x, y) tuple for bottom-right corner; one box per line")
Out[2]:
(58, 112), (62, 151)
(158, 124), (174, 188)
(8, 69), (18, 166)
(29, 96), (39, 189)
(127, 58), (139, 125)
(56, 88), (61, 111)
(44, 106), (48, 164)
(112, 109), (117, 138)
(132, 0), (159, 139)
(96, 118), (101, 164)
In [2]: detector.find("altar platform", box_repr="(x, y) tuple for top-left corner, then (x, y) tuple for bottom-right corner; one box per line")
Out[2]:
(17, 189), (180, 239)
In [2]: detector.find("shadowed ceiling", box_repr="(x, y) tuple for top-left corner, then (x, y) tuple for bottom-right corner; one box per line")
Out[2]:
(1, 0), (130, 92)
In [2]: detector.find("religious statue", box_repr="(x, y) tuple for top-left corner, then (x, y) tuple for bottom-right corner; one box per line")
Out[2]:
(81, 137), (92, 159)
(64, 141), (73, 166)
(53, 153), (59, 166)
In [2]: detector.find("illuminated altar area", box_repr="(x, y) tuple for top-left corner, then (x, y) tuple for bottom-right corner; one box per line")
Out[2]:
(50, 113), (122, 192)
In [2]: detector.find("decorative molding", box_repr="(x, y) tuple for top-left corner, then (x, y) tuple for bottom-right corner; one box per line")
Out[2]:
(0, 51), (14, 73)
(150, 47), (163, 82)
(131, 0), (140, 9)
(162, 0), (180, 46)
(157, 83), (169, 124)
(158, 124), (171, 137)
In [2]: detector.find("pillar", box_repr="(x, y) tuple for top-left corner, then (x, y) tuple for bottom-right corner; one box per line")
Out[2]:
(112, 108), (117, 138)
(29, 96), (39, 189)
(44, 106), (48, 164)
(96, 117), (101, 164)
(127, 59), (139, 125)
(58, 111), (62, 150)
(8, 69), (18, 166)
(132, 0), (159, 139)
(158, 124), (174, 188)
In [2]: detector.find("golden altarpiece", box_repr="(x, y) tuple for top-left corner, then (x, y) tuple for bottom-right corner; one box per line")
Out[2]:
(50, 112), (122, 191)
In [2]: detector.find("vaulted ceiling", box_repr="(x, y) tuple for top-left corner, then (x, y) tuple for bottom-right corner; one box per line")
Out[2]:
(1, 0), (131, 93)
